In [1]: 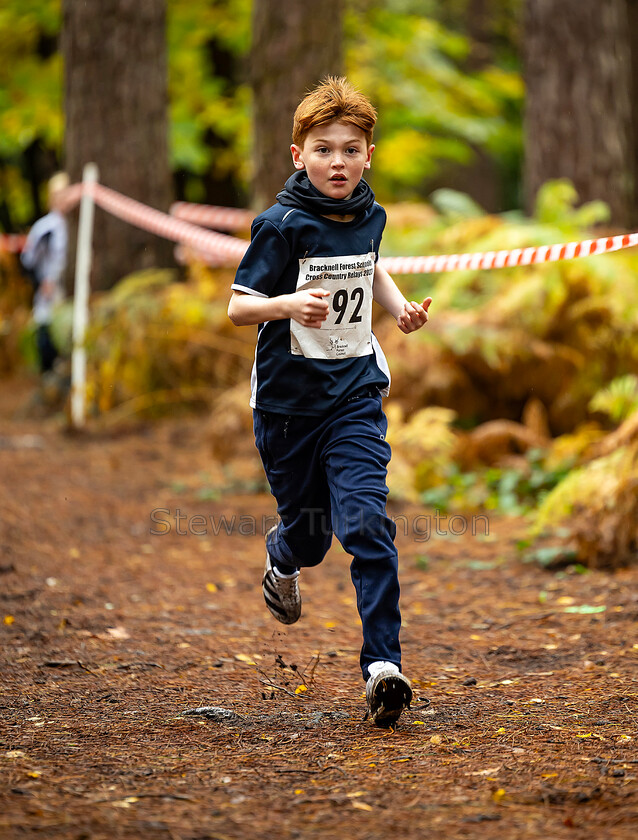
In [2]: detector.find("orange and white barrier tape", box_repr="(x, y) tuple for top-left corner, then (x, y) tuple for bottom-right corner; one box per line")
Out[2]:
(170, 201), (253, 232)
(13, 178), (638, 273)
(379, 232), (638, 275)
(0, 234), (26, 253)
(89, 183), (249, 264)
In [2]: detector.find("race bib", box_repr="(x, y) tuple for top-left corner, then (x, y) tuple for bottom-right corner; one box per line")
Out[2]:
(290, 253), (375, 359)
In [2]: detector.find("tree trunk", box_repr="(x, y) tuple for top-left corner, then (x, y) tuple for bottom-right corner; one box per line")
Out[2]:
(62, 0), (173, 291)
(628, 0), (638, 227)
(251, 0), (344, 211)
(523, 0), (634, 227)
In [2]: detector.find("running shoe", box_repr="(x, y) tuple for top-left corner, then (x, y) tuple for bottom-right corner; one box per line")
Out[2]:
(262, 528), (301, 625)
(365, 665), (412, 726)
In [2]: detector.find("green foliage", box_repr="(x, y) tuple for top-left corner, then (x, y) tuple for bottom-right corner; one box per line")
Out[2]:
(530, 437), (638, 569)
(167, 0), (251, 193)
(534, 179), (610, 229)
(78, 266), (251, 419)
(589, 375), (638, 424)
(429, 188), (486, 219)
(0, 0), (62, 226)
(380, 181), (638, 443)
(1, 0), (524, 227)
(346, 0), (523, 202)
(416, 449), (572, 515)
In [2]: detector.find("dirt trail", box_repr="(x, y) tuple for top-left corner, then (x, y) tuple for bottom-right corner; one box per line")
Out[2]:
(1, 378), (637, 839)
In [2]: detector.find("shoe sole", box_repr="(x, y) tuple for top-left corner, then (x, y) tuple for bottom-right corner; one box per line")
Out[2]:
(369, 674), (413, 727)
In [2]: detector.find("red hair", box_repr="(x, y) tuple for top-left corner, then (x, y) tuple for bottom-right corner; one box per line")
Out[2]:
(292, 76), (377, 147)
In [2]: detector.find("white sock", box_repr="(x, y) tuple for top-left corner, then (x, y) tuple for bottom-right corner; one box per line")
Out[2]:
(272, 565), (299, 579)
(368, 660), (400, 679)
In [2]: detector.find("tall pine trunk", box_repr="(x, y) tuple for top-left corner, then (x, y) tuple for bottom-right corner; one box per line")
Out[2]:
(629, 0), (638, 227)
(251, 0), (344, 211)
(523, 0), (634, 227)
(63, 0), (173, 291)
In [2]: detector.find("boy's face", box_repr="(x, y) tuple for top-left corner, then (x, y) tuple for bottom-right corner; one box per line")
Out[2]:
(291, 120), (374, 201)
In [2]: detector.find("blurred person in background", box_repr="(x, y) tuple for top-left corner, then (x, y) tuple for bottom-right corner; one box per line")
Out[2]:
(20, 172), (70, 374)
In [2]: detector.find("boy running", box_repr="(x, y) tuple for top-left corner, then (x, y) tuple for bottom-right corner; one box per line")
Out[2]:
(228, 77), (431, 726)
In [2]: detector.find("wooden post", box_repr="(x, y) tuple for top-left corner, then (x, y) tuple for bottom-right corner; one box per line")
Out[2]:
(70, 162), (98, 429)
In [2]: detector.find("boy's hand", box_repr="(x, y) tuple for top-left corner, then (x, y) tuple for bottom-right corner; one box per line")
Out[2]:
(396, 297), (432, 334)
(289, 288), (330, 328)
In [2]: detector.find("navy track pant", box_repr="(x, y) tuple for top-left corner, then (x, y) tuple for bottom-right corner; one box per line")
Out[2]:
(253, 394), (401, 681)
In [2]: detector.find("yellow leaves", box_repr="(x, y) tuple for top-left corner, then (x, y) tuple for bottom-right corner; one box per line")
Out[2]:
(26, 771), (42, 779)
(386, 403), (457, 502)
(294, 685), (307, 695)
(429, 734), (443, 745)
(235, 653), (261, 665)
(492, 788), (507, 804)
(324, 621), (336, 629)
(3, 615), (15, 625)
(556, 596), (575, 606)
(206, 582), (218, 593)
(110, 797), (139, 809)
(351, 800), (373, 811)
(347, 791), (374, 811)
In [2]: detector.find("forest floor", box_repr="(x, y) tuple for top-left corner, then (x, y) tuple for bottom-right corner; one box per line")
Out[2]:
(1, 376), (637, 840)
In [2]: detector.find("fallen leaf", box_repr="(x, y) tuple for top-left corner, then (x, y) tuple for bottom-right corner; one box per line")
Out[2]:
(294, 685), (307, 695)
(206, 582), (218, 593)
(100, 625), (130, 640)
(3, 615), (15, 625)
(110, 797), (139, 809)
(351, 801), (373, 811)
(235, 654), (256, 665)
(492, 788), (507, 803)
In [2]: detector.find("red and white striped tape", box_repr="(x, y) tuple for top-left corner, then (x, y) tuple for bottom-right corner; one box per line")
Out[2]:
(379, 232), (638, 274)
(170, 201), (253, 232)
(0, 234), (26, 253)
(91, 184), (638, 272)
(6, 178), (638, 273)
(89, 183), (249, 264)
